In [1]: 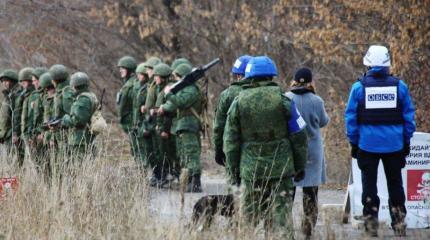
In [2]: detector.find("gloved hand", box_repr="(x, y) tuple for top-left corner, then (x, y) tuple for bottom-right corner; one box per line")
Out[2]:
(294, 170), (305, 182)
(350, 143), (359, 159)
(215, 149), (226, 166)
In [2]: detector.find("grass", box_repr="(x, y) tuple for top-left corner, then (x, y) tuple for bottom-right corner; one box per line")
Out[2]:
(0, 126), (428, 239)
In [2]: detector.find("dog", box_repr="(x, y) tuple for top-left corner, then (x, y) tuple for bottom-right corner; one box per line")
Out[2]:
(191, 194), (235, 229)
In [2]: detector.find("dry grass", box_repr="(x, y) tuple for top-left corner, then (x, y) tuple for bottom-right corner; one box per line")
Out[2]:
(0, 126), (428, 240)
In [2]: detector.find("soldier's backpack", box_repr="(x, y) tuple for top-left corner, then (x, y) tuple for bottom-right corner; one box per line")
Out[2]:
(78, 92), (107, 135)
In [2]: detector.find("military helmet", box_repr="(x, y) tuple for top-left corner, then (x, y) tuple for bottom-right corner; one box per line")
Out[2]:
(18, 67), (35, 82)
(153, 63), (172, 77)
(117, 56), (137, 70)
(231, 55), (252, 75)
(70, 72), (90, 88)
(173, 63), (192, 77)
(171, 58), (191, 70)
(39, 72), (54, 89)
(49, 64), (69, 81)
(144, 57), (162, 69)
(0, 69), (19, 82)
(136, 63), (147, 74)
(32, 67), (48, 79)
(244, 56), (277, 79)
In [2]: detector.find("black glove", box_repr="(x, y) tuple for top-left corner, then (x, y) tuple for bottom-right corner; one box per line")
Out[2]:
(350, 144), (358, 159)
(403, 143), (410, 157)
(294, 170), (305, 182)
(215, 149), (226, 166)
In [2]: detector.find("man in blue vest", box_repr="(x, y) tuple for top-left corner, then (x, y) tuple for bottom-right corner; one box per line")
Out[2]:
(345, 45), (416, 237)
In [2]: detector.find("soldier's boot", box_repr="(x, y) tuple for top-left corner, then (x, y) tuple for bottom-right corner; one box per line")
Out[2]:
(364, 217), (378, 237)
(391, 206), (407, 237)
(149, 167), (162, 187)
(186, 174), (202, 193)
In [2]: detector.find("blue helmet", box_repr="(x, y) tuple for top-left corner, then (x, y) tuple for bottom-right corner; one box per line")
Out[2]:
(244, 56), (277, 79)
(231, 55), (252, 75)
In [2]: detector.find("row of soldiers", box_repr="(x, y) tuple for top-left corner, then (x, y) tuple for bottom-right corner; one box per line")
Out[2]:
(116, 56), (204, 192)
(0, 65), (100, 178)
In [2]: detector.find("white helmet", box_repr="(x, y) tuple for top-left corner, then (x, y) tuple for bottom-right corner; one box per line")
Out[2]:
(363, 45), (391, 67)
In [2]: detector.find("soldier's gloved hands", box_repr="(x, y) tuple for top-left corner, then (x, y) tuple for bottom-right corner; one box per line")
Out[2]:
(157, 107), (165, 116)
(164, 85), (172, 94)
(150, 109), (156, 116)
(350, 143), (359, 159)
(215, 149), (226, 166)
(37, 133), (44, 143)
(12, 135), (18, 145)
(160, 131), (169, 139)
(140, 105), (147, 113)
(293, 170), (305, 182)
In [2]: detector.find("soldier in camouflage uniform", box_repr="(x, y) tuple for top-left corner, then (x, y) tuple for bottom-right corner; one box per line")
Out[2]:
(0, 69), (22, 160)
(159, 63), (203, 192)
(21, 67), (47, 162)
(116, 56), (139, 160)
(14, 67), (35, 165)
(170, 58), (191, 71)
(39, 72), (56, 179)
(149, 63), (180, 187)
(49, 64), (74, 154)
(61, 72), (98, 165)
(140, 57), (163, 185)
(212, 55), (252, 166)
(133, 63), (152, 170)
(223, 56), (308, 238)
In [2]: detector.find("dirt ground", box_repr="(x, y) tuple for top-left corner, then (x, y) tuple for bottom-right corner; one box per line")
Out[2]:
(147, 174), (430, 240)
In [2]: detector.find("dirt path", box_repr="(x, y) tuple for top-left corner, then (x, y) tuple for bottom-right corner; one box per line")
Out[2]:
(147, 175), (430, 240)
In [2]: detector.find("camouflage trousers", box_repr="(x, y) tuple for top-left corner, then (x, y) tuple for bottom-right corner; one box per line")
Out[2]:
(129, 130), (153, 169)
(241, 178), (295, 238)
(176, 131), (201, 176)
(154, 133), (180, 178)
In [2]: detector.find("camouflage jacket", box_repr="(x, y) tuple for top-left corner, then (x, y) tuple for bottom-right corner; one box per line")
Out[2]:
(132, 80), (149, 129)
(42, 94), (55, 145)
(0, 83), (23, 141)
(117, 74), (137, 132)
(14, 85), (34, 138)
(62, 89), (97, 146)
(155, 80), (176, 134)
(162, 83), (202, 134)
(144, 78), (157, 110)
(212, 78), (250, 153)
(54, 80), (74, 119)
(21, 87), (43, 139)
(223, 79), (308, 183)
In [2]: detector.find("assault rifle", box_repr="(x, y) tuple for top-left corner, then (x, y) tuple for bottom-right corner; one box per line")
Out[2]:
(99, 88), (105, 111)
(169, 58), (220, 94)
(42, 118), (62, 130)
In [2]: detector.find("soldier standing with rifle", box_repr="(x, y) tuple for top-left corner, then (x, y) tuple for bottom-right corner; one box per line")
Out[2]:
(159, 58), (220, 192)
(61, 72), (99, 166)
(150, 63), (180, 187)
(49, 64), (74, 158)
